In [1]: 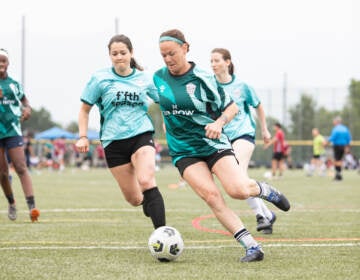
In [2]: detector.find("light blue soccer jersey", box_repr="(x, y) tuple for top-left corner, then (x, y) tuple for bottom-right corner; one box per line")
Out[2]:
(153, 62), (233, 165)
(0, 76), (25, 138)
(81, 68), (159, 148)
(221, 76), (260, 141)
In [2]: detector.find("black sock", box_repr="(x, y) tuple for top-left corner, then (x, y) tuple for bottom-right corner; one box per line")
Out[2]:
(26, 196), (35, 210)
(6, 194), (15, 205)
(142, 187), (166, 229)
(335, 166), (341, 175)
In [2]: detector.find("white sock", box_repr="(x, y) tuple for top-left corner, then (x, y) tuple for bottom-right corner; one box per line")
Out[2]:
(246, 197), (265, 217)
(234, 228), (258, 249)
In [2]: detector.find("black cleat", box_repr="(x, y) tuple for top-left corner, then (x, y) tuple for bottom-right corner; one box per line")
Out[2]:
(256, 214), (271, 231)
(258, 182), (290, 211)
(240, 245), (264, 262)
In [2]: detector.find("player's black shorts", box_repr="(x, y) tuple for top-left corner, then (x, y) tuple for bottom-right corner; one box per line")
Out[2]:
(333, 145), (345, 161)
(0, 136), (24, 149)
(272, 152), (284, 161)
(175, 149), (236, 176)
(104, 132), (155, 168)
(312, 154), (321, 159)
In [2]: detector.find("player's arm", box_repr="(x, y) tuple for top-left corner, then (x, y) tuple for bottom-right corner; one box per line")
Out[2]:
(205, 102), (238, 139)
(20, 96), (32, 121)
(255, 103), (271, 144)
(76, 102), (92, 153)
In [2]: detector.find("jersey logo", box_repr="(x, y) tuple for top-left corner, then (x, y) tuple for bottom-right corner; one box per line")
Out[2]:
(159, 85), (166, 93)
(186, 83), (196, 95)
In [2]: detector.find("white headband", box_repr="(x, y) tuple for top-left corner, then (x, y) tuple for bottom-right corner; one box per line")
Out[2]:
(0, 49), (9, 58)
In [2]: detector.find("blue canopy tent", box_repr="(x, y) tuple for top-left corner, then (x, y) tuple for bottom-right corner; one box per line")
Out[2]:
(35, 127), (76, 140)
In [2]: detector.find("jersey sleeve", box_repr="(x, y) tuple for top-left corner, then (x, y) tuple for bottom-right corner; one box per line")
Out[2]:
(145, 72), (159, 103)
(15, 81), (25, 100)
(243, 83), (260, 108)
(81, 75), (102, 105)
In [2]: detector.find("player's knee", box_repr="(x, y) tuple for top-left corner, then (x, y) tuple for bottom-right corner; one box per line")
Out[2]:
(126, 196), (143, 207)
(203, 190), (223, 208)
(137, 173), (155, 188)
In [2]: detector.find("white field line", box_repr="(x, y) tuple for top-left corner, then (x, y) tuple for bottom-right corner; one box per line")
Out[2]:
(0, 243), (359, 251)
(0, 208), (359, 214)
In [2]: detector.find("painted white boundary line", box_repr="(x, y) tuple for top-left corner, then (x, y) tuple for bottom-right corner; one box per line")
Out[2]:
(0, 243), (359, 251)
(0, 208), (359, 214)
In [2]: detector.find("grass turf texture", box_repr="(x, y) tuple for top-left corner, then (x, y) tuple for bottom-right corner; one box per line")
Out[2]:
(0, 166), (359, 280)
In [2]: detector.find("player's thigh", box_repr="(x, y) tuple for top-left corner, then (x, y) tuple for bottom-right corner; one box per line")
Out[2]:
(131, 145), (156, 188)
(131, 145), (156, 173)
(212, 155), (249, 197)
(109, 163), (142, 204)
(232, 139), (255, 172)
(8, 147), (27, 170)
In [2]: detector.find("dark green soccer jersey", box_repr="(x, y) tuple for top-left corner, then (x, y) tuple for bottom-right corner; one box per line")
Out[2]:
(153, 62), (233, 165)
(0, 76), (25, 138)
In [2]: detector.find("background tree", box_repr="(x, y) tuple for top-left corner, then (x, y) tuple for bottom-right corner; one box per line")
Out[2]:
(66, 121), (79, 133)
(22, 107), (60, 134)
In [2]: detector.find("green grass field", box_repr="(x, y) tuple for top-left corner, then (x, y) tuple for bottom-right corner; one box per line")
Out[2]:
(0, 166), (359, 280)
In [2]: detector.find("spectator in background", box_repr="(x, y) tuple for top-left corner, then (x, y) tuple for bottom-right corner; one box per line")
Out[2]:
(309, 128), (326, 176)
(325, 116), (352, 181)
(264, 123), (286, 179)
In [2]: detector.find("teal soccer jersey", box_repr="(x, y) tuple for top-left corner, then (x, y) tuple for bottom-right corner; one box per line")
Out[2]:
(221, 76), (260, 141)
(81, 68), (159, 148)
(0, 76), (25, 138)
(153, 62), (233, 165)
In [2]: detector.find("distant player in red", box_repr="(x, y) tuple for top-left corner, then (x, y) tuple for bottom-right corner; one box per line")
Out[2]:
(264, 123), (286, 178)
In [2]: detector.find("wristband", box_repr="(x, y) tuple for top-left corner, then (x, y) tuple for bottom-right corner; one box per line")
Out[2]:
(79, 136), (88, 140)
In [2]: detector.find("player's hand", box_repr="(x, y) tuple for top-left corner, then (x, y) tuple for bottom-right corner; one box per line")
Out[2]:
(21, 106), (31, 121)
(205, 120), (223, 139)
(75, 138), (89, 153)
(262, 129), (271, 144)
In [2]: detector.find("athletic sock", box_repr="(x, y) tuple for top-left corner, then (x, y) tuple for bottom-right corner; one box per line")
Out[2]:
(26, 196), (35, 210)
(335, 166), (341, 174)
(142, 187), (166, 229)
(6, 193), (15, 205)
(246, 197), (265, 217)
(234, 228), (258, 249)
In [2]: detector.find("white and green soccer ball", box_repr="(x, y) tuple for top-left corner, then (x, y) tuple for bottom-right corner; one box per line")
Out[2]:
(148, 226), (184, 262)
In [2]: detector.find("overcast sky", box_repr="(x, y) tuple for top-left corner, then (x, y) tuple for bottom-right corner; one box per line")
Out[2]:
(1, 0), (359, 130)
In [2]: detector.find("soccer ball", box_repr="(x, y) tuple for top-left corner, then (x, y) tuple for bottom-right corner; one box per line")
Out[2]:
(148, 226), (184, 262)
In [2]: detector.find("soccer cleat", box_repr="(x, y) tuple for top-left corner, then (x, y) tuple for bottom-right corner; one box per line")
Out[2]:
(256, 214), (271, 231)
(333, 174), (343, 181)
(262, 211), (277, 234)
(262, 227), (273, 234)
(30, 208), (40, 222)
(269, 211), (277, 225)
(240, 245), (264, 262)
(258, 182), (290, 212)
(8, 204), (17, 221)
